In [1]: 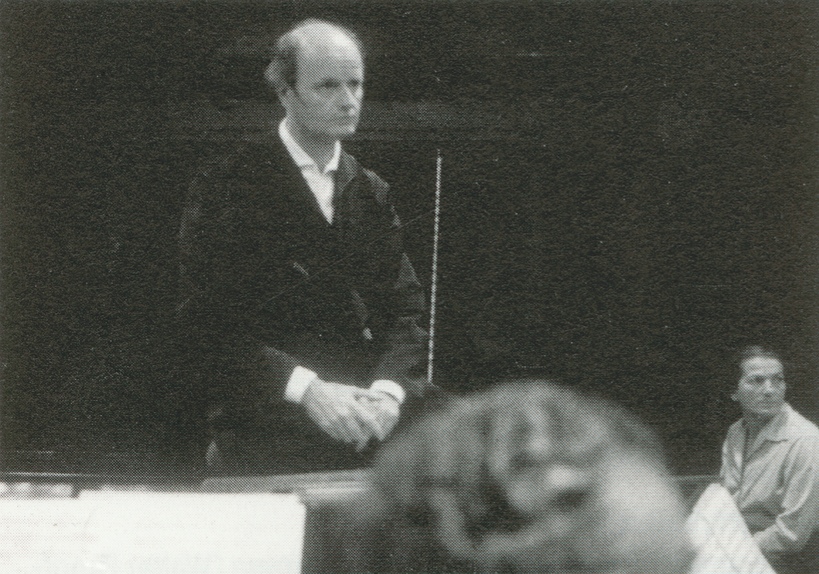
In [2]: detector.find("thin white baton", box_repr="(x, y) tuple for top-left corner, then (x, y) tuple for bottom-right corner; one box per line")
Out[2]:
(427, 149), (442, 387)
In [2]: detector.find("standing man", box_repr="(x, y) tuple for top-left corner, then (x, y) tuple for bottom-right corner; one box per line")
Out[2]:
(720, 345), (819, 573)
(177, 19), (428, 474)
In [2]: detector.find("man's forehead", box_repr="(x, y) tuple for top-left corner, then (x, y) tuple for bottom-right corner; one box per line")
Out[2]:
(741, 356), (783, 376)
(297, 27), (362, 65)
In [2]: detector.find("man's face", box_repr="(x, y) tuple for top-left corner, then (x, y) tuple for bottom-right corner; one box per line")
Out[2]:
(734, 356), (786, 420)
(281, 35), (363, 143)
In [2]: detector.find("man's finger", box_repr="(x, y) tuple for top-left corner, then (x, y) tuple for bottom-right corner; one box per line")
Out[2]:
(304, 382), (356, 443)
(361, 394), (401, 440)
(353, 400), (382, 433)
(337, 407), (370, 445)
(310, 400), (351, 443)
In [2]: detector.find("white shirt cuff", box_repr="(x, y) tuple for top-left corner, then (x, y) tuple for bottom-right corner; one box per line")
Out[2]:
(370, 380), (406, 404)
(285, 366), (318, 404)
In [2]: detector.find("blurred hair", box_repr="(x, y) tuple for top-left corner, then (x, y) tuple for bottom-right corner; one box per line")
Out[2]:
(368, 380), (694, 574)
(264, 18), (363, 94)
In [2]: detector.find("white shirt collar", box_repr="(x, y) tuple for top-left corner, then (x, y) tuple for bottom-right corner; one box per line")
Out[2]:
(278, 119), (341, 175)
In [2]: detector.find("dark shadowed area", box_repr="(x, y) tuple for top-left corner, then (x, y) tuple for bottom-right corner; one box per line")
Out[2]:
(1, 0), (817, 477)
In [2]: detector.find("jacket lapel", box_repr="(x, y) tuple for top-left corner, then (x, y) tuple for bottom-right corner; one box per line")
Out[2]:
(335, 150), (357, 197)
(266, 138), (332, 228)
(334, 151), (363, 230)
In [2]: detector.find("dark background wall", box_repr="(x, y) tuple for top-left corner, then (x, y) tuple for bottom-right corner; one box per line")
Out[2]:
(1, 0), (817, 476)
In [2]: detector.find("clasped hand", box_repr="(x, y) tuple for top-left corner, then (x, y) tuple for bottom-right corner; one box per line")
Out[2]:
(302, 379), (400, 451)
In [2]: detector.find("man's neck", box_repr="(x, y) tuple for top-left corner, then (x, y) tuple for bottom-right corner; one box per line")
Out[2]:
(286, 119), (338, 172)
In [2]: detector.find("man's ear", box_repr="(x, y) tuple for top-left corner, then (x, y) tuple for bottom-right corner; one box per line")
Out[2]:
(278, 84), (298, 108)
(276, 87), (293, 114)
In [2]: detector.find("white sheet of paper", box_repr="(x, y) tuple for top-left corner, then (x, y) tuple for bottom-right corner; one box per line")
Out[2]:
(0, 498), (93, 574)
(686, 483), (774, 574)
(0, 491), (305, 574)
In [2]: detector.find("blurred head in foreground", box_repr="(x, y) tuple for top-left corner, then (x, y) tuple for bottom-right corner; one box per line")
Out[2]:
(369, 381), (694, 574)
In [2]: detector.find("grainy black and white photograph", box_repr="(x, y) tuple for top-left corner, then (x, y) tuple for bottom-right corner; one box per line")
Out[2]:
(1, 1), (818, 572)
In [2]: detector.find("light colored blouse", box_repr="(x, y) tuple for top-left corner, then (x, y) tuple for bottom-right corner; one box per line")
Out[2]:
(720, 402), (819, 555)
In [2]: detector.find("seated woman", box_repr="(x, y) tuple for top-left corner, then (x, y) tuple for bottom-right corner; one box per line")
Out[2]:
(720, 346), (819, 574)
(365, 380), (694, 574)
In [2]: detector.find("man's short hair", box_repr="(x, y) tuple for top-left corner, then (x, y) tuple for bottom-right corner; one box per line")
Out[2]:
(367, 380), (694, 574)
(264, 18), (363, 95)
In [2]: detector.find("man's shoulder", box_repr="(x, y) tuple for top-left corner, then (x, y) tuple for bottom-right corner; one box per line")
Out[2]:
(199, 139), (291, 180)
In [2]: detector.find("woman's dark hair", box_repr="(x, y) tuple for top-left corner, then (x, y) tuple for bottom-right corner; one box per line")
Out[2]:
(736, 344), (783, 382)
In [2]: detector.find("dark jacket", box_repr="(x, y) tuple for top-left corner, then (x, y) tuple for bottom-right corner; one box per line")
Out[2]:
(177, 139), (428, 474)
